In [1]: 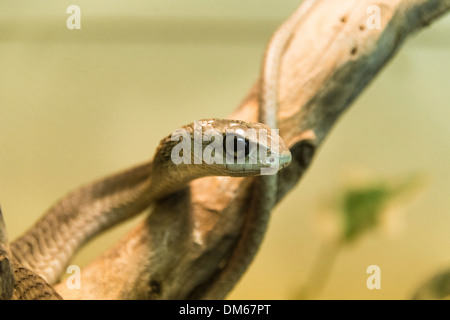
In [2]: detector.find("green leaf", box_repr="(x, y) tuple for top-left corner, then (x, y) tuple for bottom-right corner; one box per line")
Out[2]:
(338, 174), (425, 243)
(341, 183), (391, 242)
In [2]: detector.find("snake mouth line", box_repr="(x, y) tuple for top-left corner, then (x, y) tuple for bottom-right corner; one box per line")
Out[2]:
(169, 121), (290, 169)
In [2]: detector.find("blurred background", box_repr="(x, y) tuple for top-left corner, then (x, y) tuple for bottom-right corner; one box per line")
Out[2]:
(0, 0), (449, 299)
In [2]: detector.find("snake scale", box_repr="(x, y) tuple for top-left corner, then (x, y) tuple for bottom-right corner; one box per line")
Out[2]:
(0, 3), (311, 300)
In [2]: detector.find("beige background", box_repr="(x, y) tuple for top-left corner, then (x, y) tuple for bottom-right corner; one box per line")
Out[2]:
(0, 0), (449, 299)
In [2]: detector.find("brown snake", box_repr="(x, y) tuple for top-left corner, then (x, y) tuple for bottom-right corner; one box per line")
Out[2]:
(0, 2), (315, 299)
(0, 119), (291, 299)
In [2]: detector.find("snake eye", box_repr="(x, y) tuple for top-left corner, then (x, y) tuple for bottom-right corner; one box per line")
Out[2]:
(223, 134), (250, 160)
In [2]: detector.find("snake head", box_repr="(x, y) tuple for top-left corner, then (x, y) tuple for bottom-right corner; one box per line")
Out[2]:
(167, 119), (291, 177)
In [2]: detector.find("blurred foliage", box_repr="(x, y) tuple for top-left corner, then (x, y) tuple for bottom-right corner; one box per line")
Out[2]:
(340, 183), (391, 242)
(339, 175), (424, 243)
(296, 173), (426, 299)
(413, 268), (450, 300)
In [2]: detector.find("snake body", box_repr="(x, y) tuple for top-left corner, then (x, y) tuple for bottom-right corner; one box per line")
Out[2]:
(3, 119), (291, 298)
(0, 208), (62, 300)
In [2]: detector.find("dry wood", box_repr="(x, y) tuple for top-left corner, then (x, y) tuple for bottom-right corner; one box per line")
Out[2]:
(53, 0), (450, 299)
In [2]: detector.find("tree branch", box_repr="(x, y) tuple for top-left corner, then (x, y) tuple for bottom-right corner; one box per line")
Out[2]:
(54, 0), (450, 299)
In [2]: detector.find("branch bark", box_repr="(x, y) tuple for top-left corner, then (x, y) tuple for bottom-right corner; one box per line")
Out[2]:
(54, 0), (450, 299)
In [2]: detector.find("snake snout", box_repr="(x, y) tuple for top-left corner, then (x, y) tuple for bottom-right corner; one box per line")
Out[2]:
(259, 147), (292, 175)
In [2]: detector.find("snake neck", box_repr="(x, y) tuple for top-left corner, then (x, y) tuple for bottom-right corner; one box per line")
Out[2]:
(10, 150), (223, 284)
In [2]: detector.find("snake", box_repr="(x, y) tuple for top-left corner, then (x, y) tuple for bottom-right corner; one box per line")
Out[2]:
(0, 1), (313, 299)
(0, 119), (291, 299)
